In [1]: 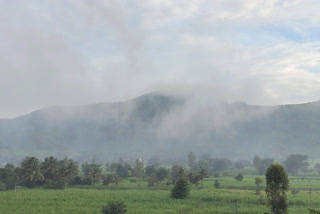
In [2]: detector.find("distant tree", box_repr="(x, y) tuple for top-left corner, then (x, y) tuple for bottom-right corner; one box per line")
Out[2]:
(133, 159), (144, 178)
(255, 177), (264, 187)
(198, 168), (208, 187)
(197, 160), (209, 172)
(188, 172), (202, 186)
(255, 176), (264, 195)
(146, 174), (158, 186)
(20, 156), (44, 187)
(253, 156), (274, 175)
(4, 163), (15, 171)
(145, 165), (157, 177)
(102, 174), (121, 186)
(283, 154), (308, 175)
(171, 164), (185, 184)
(155, 167), (169, 183)
(0, 180), (6, 191)
(265, 163), (289, 214)
(82, 158), (101, 185)
(62, 158), (79, 182)
(253, 155), (262, 168)
(188, 152), (198, 171)
(209, 158), (232, 171)
(41, 156), (59, 180)
(234, 173), (244, 181)
(0, 168), (17, 190)
(171, 177), (190, 199)
(314, 163), (320, 170)
(101, 201), (127, 214)
(89, 163), (102, 185)
(234, 161), (245, 169)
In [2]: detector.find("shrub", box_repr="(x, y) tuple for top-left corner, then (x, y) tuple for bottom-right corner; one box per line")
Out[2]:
(214, 180), (220, 188)
(234, 173), (243, 181)
(171, 177), (190, 199)
(101, 201), (127, 214)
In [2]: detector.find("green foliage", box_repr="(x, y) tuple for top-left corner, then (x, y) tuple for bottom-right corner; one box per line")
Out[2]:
(171, 164), (185, 184)
(283, 154), (308, 175)
(146, 174), (158, 186)
(155, 167), (169, 182)
(0, 180), (6, 191)
(209, 158), (232, 171)
(171, 177), (190, 199)
(0, 168), (17, 190)
(309, 209), (320, 214)
(265, 163), (289, 214)
(4, 163), (14, 171)
(234, 161), (245, 169)
(214, 180), (220, 188)
(20, 156), (44, 187)
(101, 201), (127, 214)
(133, 159), (144, 178)
(144, 165), (157, 176)
(234, 173), (244, 181)
(253, 155), (274, 175)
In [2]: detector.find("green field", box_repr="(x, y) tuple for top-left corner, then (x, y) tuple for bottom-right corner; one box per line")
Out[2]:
(1, 169), (320, 214)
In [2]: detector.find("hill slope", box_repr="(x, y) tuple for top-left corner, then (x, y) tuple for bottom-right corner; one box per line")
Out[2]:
(1, 93), (320, 163)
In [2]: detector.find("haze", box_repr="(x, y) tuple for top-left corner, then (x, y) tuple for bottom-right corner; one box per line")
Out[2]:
(1, 0), (320, 118)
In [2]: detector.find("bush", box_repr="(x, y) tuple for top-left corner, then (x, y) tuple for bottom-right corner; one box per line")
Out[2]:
(214, 180), (220, 188)
(101, 201), (127, 214)
(171, 177), (190, 199)
(234, 173), (243, 181)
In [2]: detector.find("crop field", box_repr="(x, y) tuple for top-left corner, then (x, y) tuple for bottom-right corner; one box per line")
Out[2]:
(1, 168), (320, 214)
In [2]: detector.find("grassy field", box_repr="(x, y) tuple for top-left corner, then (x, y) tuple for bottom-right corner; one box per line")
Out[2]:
(1, 168), (320, 214)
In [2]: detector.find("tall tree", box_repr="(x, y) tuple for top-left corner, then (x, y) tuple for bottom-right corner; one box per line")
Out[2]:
(133, 159), (144, 178)
(265, 163), (289, 214)
(20, 156), (44, 187)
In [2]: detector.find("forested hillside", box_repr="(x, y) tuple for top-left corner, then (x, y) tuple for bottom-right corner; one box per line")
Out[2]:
(1, 93), (320, 164)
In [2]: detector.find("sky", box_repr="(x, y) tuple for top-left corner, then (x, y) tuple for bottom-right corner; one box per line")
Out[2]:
(1, 0), (320, 118)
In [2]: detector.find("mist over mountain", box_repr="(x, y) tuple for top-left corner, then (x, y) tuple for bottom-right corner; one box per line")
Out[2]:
(1, 92), (320, 164)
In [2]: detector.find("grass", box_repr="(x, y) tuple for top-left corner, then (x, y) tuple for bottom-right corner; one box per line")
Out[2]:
(1, 168), (320, 213)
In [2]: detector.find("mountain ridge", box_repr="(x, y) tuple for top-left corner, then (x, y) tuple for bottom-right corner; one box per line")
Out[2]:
(1, 93), (320, 164)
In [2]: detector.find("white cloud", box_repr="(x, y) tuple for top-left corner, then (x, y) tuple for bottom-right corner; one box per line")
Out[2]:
(1, 0), (320, 117)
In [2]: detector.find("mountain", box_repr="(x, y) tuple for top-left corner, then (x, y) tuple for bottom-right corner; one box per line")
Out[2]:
(1, 93), (320, 164)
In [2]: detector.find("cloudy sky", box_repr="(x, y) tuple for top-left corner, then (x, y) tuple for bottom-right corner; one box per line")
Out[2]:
(1, 0), (320, 118)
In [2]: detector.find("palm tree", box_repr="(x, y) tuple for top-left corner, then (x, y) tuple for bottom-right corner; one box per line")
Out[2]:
(89, 164), (102, 185)
(21, 156), (44, 187)
(41, 156), (58, 180)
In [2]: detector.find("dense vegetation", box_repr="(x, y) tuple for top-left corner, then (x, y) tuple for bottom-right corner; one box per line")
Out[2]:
(1, 152), (320, 213)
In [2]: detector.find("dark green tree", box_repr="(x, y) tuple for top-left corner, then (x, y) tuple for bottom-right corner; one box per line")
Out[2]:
(155, 167), (169, 183)
(171, 177), (190, 199)
(20, 156), (44, 187)
(265, 163), (289, 214)
(0, 168), (17, 190)
(234, 173), (244, 181)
